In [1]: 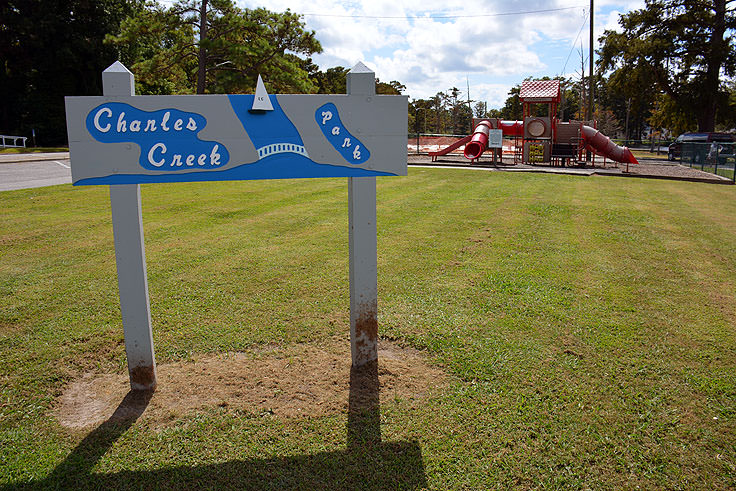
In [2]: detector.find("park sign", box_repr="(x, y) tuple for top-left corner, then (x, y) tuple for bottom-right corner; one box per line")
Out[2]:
(64, 61), (403, 391)
(65, 67), (407, 185)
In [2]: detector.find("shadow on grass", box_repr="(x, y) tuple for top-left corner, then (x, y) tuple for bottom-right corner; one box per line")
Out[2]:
(9, 361), (426, 490)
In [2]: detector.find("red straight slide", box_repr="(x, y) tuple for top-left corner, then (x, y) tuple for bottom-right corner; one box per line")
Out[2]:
(429, 134), (472, 161)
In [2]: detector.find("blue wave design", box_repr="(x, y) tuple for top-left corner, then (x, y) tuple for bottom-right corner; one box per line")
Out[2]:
(74, 153), (395, 185)
(227, 94), (303, 152)
(315, 103), (370, 164)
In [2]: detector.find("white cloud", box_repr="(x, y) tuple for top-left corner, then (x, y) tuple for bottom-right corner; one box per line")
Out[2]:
(238, 0), (640, 106)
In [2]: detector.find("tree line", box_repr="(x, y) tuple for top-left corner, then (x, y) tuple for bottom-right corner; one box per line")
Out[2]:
(408, 74), (661, 141)
(408, 76), (623, 138)
(1, 0), (733, 145)
(0, 0), (404, 146)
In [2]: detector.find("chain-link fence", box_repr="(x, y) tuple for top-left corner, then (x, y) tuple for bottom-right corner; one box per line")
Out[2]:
(611, 139), (670, 155)
(673, 142), (736, 182)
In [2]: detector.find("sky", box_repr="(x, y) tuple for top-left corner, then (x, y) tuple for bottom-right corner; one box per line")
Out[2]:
(236, 0), (644, 109)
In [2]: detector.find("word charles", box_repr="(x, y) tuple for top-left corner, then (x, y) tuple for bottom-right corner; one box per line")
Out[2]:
(86, 102), (229, 171)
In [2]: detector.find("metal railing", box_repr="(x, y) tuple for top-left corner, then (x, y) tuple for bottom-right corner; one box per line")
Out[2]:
(408, 133), (515, 155)
(0, 135), (27, 148)
(611, 139), (671, 155)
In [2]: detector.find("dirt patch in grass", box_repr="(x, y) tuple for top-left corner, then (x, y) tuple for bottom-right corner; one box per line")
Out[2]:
(53, 339), (444, 429)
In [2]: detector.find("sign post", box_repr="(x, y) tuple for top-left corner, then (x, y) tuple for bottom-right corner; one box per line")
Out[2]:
(347, 64), (378, 367)
(488, 128), (503, 164)
(104, 62), (157, 390)
(66, 61), (406, 388)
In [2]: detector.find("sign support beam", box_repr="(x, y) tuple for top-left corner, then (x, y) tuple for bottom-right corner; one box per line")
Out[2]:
(104, 62), (157, 391)
(347, 63), (378, 367)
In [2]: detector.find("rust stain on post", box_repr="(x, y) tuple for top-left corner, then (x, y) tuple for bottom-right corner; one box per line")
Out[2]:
(129, 364), (157, 391)
(353, 302), (377, 367)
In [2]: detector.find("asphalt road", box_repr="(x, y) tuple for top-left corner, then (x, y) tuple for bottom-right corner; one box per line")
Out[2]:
(0, 158), (72, 191)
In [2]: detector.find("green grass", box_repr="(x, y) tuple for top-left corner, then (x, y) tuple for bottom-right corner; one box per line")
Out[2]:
(629, 149), (667, 160)
(717, 167), (736, 180)
(0, 147), (68, 154)
(698, 164), (735, 182)
(1, 169), (736, 489)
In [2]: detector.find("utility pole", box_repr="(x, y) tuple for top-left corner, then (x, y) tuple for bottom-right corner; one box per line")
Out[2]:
(196, 0), (208, 94)
(467, 77), (472, 133)
(624, 97), (631, 145)
(588, 0), (594, 122)
(585, 0), (594, 163)
(560, 81), (565, 120)
(578, 43), (586, 120)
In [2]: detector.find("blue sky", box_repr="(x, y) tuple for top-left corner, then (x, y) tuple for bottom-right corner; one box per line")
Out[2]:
(238, 0), (644, 108)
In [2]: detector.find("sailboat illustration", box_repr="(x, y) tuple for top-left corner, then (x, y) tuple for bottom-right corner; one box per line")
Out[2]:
(248, 75), (274, 113)
(231, 75), (309, 160)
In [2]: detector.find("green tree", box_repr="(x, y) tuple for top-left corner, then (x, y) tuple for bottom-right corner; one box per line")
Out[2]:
(594, 73), (652, 140)
(105, 1), (194, 94)
(445, 87), (473, 134)
(0, 0), (141, 144)
(598, 0), (736, 132)
(718, 81), (736, 129)
(648, 93), (691, 135)
(473, 101), (487, 119)
(558, 79), (581, 121)
(309, 66), (349, 94)
(499, 85), (522, 120)
(376, 79), (406, 95)
(107, 0), (322, 95)
(410, 99), (433, 134)
(430, 93), (450, 133)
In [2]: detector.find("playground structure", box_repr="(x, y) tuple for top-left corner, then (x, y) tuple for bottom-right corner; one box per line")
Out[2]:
(430, 80), (639, 167)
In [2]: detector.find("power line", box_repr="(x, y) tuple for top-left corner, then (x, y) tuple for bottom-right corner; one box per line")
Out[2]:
(561, 9), (589, 76)
(302, 6), (585, 20)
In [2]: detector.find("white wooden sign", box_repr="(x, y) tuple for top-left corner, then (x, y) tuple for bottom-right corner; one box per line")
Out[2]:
(66, 72), (407, 185)
(64, 61), (404, 390)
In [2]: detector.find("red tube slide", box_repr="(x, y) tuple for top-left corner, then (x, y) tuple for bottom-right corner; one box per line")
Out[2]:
(499, 120), (524, 137)
(581, 125), (638, 165)
(464, 120), (492, 159)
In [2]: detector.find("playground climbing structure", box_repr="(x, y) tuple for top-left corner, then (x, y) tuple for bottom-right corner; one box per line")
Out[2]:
(429, 79), (638, 166)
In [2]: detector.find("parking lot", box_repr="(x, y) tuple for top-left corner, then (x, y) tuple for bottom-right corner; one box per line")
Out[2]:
(0, 153), (71, 191)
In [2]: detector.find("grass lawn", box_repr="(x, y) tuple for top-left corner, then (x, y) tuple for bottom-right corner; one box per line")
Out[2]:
(697, 163), (736, 182)
(1, 168), (735, 489)
(629, 149), (669, 160)
(0, 147), (68, 154)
